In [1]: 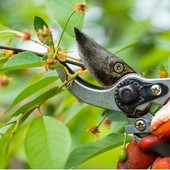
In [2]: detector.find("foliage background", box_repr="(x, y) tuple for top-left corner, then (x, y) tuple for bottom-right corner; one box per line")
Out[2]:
(0, 0), (170, 168)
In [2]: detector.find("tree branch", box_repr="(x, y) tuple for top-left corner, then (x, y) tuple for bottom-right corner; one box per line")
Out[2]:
(0, 45), (85, 69)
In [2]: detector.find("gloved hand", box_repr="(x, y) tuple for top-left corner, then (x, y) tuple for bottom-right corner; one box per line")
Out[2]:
(117, 100), (170, 169)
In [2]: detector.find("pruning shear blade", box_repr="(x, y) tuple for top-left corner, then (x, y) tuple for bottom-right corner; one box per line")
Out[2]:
(74, 27), (135, 86)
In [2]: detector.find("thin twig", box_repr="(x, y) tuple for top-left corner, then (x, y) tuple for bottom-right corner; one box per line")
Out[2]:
(0, 45), (43, 56)
(66, 54), (82, 62)
(37, 105), (43, 116)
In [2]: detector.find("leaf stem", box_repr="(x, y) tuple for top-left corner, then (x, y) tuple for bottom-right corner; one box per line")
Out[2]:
(0, 30), (48, 48)
(97, 110), (110, 127)
(10, 119), (19, 139)
(123, 133), (127, 148)
(37, 105), (43, 116)
(54, 9), (76, 57)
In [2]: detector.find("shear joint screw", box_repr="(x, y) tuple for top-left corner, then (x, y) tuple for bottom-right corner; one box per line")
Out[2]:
(135, 119), (146, 131)
(151, 84), (162, 96)
(114, 62), (124, 73)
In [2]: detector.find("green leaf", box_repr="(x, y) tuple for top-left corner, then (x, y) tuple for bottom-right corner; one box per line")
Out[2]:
(1, 52), (43, 72)
(25, 116), (71, 168)
(107, 111), (128, 133)
(141, 49), (170, 70)
(0, 117), (19, 168)
(11, 86), (62, 117)
(8, 75), (58, 111)
(109, 41), (139, 54)
(34, 16), (48, 33)
(0, 136), (10, 168)
(0, 58), (8, 67)
(9, 124), (29, 162)
(34, 16), (54, 50)
(65, 133), (132, 168)
(45, 0), (85, 37)
(115, 41), (139, 54)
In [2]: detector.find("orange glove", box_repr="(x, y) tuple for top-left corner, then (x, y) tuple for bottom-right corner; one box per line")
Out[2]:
(151, 100), (170, 139)
(150, 99), (170, 169)
(117, 100), (170, 169)
(117, 138), (157, 169)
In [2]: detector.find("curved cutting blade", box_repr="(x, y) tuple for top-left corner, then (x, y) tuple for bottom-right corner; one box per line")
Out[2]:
(74, 27), (136, 86)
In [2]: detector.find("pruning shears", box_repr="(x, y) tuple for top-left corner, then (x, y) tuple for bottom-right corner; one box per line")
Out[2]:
(57, 28), (170, 157)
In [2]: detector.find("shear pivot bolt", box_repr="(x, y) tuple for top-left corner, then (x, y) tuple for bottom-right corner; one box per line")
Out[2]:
(114, 62), (124, 73)
(118, 84), (138, 104)
(151, 84), (162, 96)
(135, 119), (146, 131)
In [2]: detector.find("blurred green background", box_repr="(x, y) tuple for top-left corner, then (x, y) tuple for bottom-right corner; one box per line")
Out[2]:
(0, 0), (170, 168)
(1, 0), (170, 75)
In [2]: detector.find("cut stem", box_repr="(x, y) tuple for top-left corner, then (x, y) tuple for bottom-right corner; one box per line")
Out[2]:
(123, 133), (127, 148)
(97, 110), (110, 127)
